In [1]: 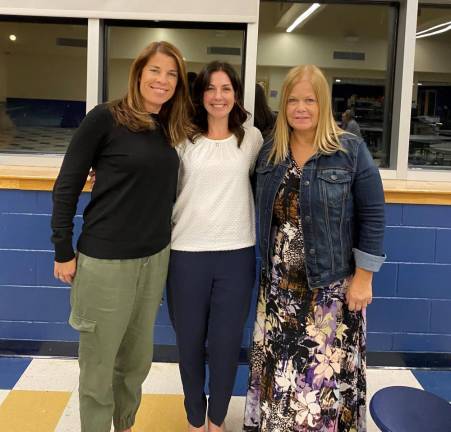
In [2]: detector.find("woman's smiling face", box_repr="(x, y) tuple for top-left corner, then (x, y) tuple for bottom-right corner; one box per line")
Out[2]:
(139, 51), (178, 113)
(286, 80), (319, 134)
(202, 70), (235, 121)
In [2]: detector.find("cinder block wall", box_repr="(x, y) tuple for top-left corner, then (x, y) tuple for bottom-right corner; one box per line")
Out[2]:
(1, 190), (450, 353)
(368, 204), (451, 352)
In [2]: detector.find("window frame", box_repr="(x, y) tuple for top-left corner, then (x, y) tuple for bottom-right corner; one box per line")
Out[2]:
(2, 0), (451, 183)
(404, 1), (451, 179)
(102, 19), (248, 104)
(0, 15), (89, 165)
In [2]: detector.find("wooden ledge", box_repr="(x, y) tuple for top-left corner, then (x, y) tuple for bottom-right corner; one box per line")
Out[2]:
(383, 180), (451, 205)
(1, 166), (451, 204)
(0, 166), (92, 191)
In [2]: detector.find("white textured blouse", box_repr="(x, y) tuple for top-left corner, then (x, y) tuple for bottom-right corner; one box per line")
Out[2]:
(171, 126), (263, 251)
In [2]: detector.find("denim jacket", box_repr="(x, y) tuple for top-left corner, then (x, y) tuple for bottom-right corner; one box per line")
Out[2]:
(255, 133), (386, 289)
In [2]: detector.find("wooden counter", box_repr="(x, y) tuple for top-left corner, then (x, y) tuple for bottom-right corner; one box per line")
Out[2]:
(1, 166), (451, 204)
(0, 166), (92, 192)
(383, 179), (451, 205)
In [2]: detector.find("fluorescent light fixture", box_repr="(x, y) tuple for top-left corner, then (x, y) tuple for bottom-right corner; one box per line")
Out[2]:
(287, 3), (321, 33)
(416, 21), (451, 39)
(9, 34), (16, 41)
(417, 82), (423, 86)
(335, 79), (341, 83)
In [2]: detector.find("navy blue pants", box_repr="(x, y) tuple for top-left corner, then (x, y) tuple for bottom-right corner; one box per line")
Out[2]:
(167, 247), (256, 427)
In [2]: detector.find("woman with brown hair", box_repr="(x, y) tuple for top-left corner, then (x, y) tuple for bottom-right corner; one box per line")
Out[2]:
(167, 61), (263, 432)
(51, 41), (193, 432)
(244, 64), (385, 431)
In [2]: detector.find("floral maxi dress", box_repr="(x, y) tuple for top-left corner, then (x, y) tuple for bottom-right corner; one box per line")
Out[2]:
(244, 157), (367, 432)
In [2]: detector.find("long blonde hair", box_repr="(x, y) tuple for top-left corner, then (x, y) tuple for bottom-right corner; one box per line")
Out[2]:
(269, 64), (344, 164)
(110, 41), (195, 145)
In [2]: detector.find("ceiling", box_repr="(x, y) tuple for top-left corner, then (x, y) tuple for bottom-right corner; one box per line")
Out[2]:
(259, 2), (393, 38)
(1, 2), (451, 56)
(259, 1), (451, 43)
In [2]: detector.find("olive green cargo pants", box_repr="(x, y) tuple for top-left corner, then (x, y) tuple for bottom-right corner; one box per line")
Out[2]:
(69, 245), (170, 432)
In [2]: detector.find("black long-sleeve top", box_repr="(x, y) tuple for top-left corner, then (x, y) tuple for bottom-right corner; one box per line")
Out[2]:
(51, 104), (179, 263)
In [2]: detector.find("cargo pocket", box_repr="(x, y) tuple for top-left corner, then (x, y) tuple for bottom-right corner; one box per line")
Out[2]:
(68, 253), (96, 333)
(69, 313), (96, 333)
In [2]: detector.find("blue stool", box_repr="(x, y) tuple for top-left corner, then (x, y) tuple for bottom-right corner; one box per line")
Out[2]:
(370, 386), (451, 432)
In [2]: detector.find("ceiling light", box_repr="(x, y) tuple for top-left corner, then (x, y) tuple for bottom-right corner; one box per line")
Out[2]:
(344, 35), (359, 43)
(417, 82), (423, 86)
(416, 21), (451, 39)
(335, 79), (341, 83)
(287, 3), (321, 33)
(9, 34), (16, 41)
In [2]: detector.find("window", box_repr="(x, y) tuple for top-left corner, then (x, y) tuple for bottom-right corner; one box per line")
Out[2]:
(0, 18), (88, 154)
(409, 5), (451, 171)
(257, 1), (398, 168)
(104, 22), (246, 102)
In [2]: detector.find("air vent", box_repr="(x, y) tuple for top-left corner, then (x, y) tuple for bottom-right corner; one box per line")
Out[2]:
(333, 51), (365, 61)
(56, 38), (87, 48)
(207, 46), (241, 56)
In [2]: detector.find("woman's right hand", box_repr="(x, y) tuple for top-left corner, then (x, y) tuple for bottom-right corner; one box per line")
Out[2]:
(54, 258), (77, 284)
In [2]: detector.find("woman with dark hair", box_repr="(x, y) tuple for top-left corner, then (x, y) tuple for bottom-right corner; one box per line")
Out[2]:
(167, 61), (263, 432)
(254, 83), (276, 139)
(51, 41), (194, 432)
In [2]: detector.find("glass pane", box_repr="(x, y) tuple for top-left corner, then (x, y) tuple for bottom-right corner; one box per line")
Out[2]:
(409, 5), (451, 170)
(105, 25), (245, 102)
(0, 20), (87, 154)
(258, 1), (398, 168)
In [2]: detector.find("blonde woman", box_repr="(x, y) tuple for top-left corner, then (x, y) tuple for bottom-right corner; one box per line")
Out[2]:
(51, 41), (193, 432)
(244, 65), (385, 431)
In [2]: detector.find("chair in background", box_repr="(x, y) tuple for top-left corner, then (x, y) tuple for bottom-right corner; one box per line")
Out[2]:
(370, 386), (451, 432)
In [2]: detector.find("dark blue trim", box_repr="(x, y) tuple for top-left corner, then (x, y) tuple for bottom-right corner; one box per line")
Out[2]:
(1, 341), (450, 369)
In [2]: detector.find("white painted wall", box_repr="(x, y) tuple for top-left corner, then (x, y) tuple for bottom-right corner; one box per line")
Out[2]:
(415, 38), (451, 74)
(2, 2), (451, 109)
(0, 53), (6, 102)
(6, 54), (86, 100)
(4, 27), (451, 107)
(108, 59), (132, 102)
(0, 0), (258, 22)
(257, 32), (388, 71)
(108, 27), (244, 63)
(108, 59), (242, 101)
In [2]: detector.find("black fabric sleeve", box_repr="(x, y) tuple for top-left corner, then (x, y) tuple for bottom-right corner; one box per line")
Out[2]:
(51, 105), (112, 262)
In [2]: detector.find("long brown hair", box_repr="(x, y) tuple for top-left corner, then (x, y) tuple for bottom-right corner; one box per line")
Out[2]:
(109, 41), (195, 145)
(191, 61), (249, 146)
(269, 64), (345, 164)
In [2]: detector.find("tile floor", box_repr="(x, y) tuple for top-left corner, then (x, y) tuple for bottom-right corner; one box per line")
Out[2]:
(0, 356), (450, 432)
(0, 127), (73, 154)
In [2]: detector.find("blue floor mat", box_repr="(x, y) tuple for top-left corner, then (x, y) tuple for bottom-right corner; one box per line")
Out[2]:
(0, 357), (32, 389)
(413, 370), (451, 402)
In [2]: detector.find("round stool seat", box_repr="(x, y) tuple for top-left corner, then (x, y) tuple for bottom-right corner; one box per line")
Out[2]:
(370, 386), (451, 432)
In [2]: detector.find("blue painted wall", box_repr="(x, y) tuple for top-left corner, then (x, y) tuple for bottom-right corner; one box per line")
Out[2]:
(1, 190), (450, 353)
(368, 203), (451, 352)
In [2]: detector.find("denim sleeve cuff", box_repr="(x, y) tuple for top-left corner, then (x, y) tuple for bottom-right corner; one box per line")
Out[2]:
(352, 247), (386, 272)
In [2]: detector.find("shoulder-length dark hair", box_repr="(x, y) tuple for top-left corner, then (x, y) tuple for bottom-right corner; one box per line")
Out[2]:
(109, 40), (195, 145)
(191, 61), (249, 146)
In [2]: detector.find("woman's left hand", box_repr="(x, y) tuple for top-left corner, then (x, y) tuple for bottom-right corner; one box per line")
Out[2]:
(346, 267), (373, 312)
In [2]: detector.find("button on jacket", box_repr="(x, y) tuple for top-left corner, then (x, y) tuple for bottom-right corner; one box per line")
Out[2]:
(255, 133), (386, 289)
